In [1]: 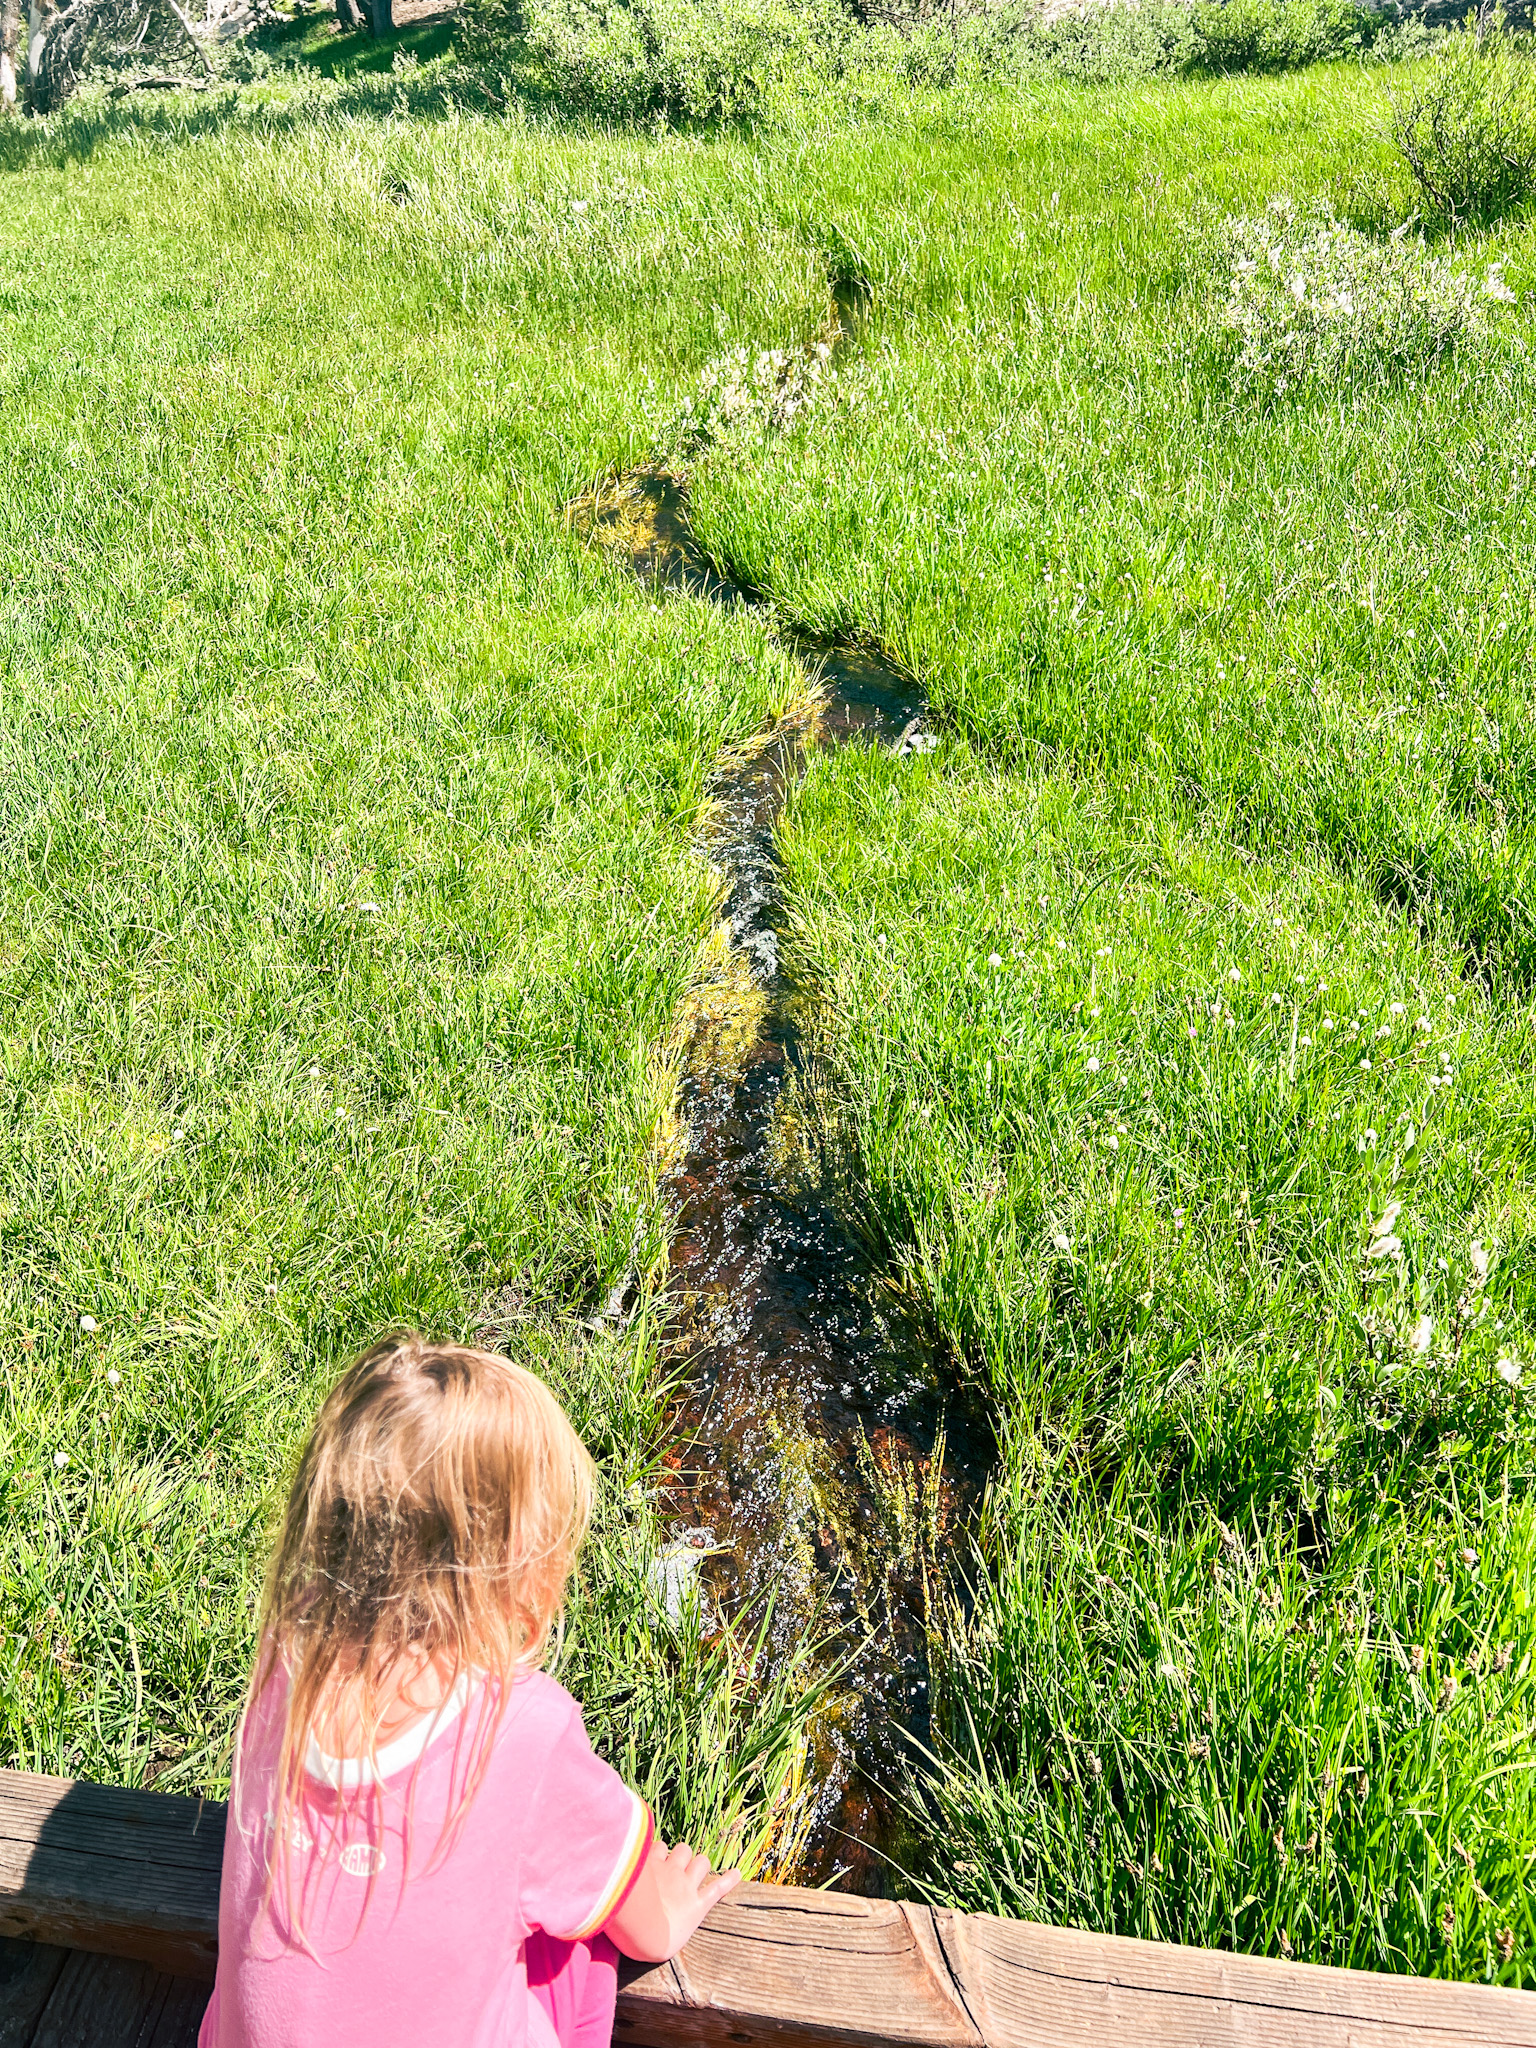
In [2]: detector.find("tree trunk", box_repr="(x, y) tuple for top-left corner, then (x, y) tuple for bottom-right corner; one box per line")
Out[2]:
(334, 0), (364, 29)
(0, 0), (19, 109)
(366, 0), (391, 34)
(26, 0), (54, 91)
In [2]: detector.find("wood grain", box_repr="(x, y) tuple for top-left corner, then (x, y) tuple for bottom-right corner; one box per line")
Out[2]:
(614, 1884), (1536, 2048)
(28, 1947), (186, 2048)
(3, 1768), (1534, 2045)
(945, 1907), (1535, 2047)
(0, 1772), (222, 1982)
(0, 1938), (67, 2048)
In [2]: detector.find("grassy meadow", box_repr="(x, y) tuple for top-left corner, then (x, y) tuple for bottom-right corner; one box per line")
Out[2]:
(2, 9), (1535, 1986)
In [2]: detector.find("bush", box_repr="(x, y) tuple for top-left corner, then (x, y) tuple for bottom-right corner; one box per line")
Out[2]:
(1190, 0), (1384, 72)
(934, 0), (1385, 88)
(456, 0), (854, 119)
(1203, 195), (1513, 388)
(458, 0), (1391, 109)
(1392, 14), (1536, 226)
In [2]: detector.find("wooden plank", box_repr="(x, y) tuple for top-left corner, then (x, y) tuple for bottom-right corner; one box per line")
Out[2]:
(0, 1937), (68, 2048)
(138, 1975), (209, 2048)
(616, 1890), (979, 2048)
(945, 1908), (1536, 2048)
(616, 1884), (1536, 2048)
(28, 1948), (177, 2048)
(0, 1773), (221, 1982)
(3, 1769), (1533, 2044)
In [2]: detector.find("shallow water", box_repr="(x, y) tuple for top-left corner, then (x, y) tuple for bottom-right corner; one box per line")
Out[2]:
(577, 467), (989, 1890)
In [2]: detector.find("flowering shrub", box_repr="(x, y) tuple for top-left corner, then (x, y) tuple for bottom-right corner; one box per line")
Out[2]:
(1205, 197), (1514, 389)
(678, 336), (835, 449)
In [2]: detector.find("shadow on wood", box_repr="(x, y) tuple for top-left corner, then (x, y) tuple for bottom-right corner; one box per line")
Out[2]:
(0, 1773), (222, 1982)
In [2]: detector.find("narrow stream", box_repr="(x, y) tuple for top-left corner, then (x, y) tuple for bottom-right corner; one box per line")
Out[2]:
(576, 462), (990, 1889)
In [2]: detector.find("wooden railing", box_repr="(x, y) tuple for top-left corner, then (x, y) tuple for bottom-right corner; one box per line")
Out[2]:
(1, 1767), (1532, 2046)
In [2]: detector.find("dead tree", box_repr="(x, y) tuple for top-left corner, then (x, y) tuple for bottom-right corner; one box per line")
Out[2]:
(1, 0), (20, 107)
(26, 0), (223, 108)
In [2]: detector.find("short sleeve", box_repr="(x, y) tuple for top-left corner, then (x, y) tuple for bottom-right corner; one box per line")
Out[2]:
(520, 1707), (653, 1942)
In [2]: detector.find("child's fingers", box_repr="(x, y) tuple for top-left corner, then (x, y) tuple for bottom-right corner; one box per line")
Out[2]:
(701, 1868), (742, 1908)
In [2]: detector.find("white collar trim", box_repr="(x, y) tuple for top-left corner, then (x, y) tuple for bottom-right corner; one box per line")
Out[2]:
(305, 1670), (473, 1791)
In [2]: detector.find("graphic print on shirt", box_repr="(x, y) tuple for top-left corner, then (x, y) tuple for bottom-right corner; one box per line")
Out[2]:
(339, 1842), (388, 1878)
(264, 1810), (315, 1855)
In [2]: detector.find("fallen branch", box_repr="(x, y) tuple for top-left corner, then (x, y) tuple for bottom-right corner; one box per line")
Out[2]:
(163, 0), (215, 75)
(107, 66), (211, 90)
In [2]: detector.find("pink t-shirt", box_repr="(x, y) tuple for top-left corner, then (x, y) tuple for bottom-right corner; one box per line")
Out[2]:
(200, 1665), (652, 2048)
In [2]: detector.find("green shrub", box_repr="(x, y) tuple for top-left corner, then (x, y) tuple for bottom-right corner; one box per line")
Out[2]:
(1203, 195), (1512, 389)
(1190, 0), (1384, 72)
(888, 0), (1390, 87)
(456, 0), (1390, 110)
(456, 0), (854, 119)
(1392, 14), (1536, 226)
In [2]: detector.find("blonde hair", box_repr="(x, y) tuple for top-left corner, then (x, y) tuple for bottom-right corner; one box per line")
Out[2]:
(248, 1332), (594, 1928)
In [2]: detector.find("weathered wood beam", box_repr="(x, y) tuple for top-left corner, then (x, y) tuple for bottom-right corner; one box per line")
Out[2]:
(0, 1771), (222, 1982)
(2, 1769), (1533, 2045)
(614, 1883), (1536, 2048)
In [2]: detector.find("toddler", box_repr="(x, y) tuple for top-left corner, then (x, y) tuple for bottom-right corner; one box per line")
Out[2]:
(201, 1332), (739, 2048)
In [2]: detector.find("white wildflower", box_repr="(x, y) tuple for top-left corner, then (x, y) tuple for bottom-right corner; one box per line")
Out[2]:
(1471, 1241), (1490, 1285)
(1086, 1056), (1100, 1073)
(79, 1314), (98, 1333)
(1497, 1353), (1522, 1386)
(1053, 1233), (1071, 1252)
(1409, 1315), (1434, 1356)
(988, 953), (1002, 968)
(106, 1367), (120, 1386)
(54, 1451), (69, 1469)
(1484, 263), (1517, 304)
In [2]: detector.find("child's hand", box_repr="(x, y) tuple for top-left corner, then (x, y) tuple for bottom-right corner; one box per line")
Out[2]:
(604, 1837), (741, 1963)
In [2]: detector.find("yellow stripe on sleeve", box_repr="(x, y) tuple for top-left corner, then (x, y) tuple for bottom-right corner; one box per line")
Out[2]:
(567, 1793), (654, 1941)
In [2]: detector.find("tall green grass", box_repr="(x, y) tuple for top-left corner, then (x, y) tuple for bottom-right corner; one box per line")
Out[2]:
(0, 93), (821, 1858)
(674, 56), (1536, 1979)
